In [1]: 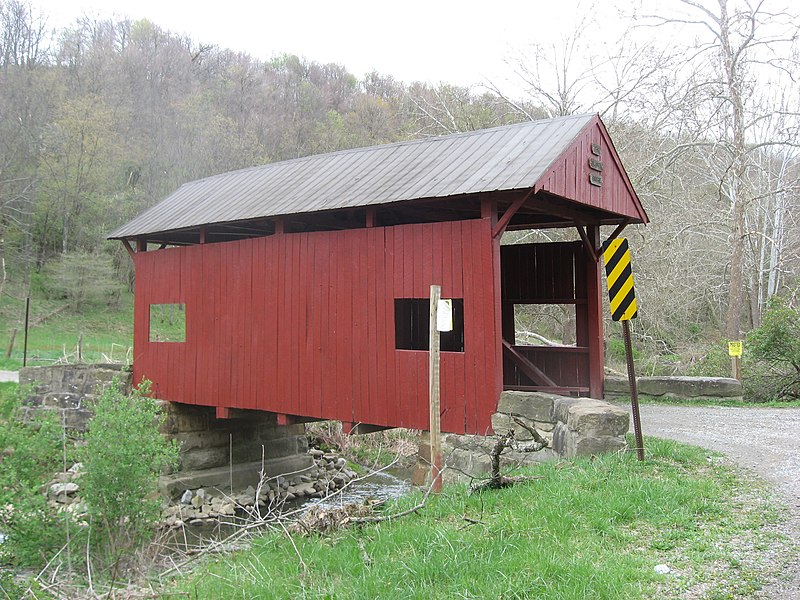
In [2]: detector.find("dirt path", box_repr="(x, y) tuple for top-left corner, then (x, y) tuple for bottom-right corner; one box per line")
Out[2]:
(0, 370), (19, 383)
(638, 404), (800, 599)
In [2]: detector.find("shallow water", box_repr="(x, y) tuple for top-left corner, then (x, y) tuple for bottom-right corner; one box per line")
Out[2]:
(163, 467), (412, 551)
(304, 468), (411, 509)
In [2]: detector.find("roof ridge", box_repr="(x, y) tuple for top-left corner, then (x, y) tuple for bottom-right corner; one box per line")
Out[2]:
(182, 113), (596, 188)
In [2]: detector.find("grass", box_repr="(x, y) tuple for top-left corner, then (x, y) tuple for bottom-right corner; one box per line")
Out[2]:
(166, 438), (792, 599)
(0, 292), (134, 370)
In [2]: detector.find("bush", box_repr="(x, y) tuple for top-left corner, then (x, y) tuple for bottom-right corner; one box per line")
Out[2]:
(745, 296), (800, 402)
(686, 342), (731, 377)
(0, 383), (74, 567)
(81, 380), (179, 563)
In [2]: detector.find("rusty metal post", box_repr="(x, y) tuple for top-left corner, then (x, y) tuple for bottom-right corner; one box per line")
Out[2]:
(622, 320), (644, 461)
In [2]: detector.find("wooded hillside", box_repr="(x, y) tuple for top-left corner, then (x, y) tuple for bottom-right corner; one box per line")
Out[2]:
(1, 0), (798, 362)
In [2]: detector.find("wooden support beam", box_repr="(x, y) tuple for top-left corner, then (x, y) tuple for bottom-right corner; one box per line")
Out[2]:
(216, 406), (231, 419)
(365, 207), (376, 228)
(276, 413), (294, 426)
(342, 422), (394, 435)
(502, 339), (558, 388)
(521, 195), (597, 225)
(576, 225), (599, 263)
(136, 238), (147, 252)
(199, 226), (207, 244)
(121, 239), (135, 258)
(492, 188), (535, 238)
(586, 225), (604, 398)
(602, 219), (632, 250)
(504, 385), (590, 394)
(274, 218), (285, 235)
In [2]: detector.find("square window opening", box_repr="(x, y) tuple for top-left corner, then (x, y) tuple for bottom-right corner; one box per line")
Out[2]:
(149, 303), (186, 342)
(394, 298), (464, 352)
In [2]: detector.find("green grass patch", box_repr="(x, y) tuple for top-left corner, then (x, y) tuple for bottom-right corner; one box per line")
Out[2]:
(169, 438), (789, 599)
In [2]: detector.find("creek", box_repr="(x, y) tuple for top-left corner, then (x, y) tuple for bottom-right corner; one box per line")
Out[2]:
(164, 467), (412, 551)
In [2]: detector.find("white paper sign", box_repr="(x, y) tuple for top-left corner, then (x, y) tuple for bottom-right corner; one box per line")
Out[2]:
(436, 299), (453, 332)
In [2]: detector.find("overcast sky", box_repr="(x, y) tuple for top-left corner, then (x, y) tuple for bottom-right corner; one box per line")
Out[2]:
(32, 0), (630, 92)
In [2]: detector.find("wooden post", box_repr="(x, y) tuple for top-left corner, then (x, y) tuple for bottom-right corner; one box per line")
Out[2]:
(586, 226), (604, 399)
(731, 355), (742, 381)
(728, 341), (743, 380)
(429, 284), (443, 493)
(6, 328), (17, 360)
(22, 297), (30, 367)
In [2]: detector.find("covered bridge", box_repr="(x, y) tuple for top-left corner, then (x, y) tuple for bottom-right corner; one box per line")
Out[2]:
(110, 113), (648, 436)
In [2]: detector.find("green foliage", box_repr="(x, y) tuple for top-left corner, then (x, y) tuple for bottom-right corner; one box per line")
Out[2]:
(44, 251), (122, 311)
(745, 296), (800, 402)
(686, 342), (730, 378)
(176, 438), (782, 599)
(0, 570), (34, 600)
(607, 336), (642, 362)
(81, 380), (179, 560)
(0, 383), (73, 567)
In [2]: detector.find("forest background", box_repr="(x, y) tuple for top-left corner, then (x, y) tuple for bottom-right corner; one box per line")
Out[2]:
(0, 0), (798, 378)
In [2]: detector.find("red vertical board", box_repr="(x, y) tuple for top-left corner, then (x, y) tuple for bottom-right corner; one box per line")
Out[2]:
(133, 217), (507, 435)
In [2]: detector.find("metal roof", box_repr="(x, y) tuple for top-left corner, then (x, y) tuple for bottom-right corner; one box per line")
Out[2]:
(110, 113), (599, 239)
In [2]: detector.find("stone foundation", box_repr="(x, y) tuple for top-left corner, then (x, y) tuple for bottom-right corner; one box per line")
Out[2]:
(437, 391), (629, 482)
(605, 375), (743, 401)
(19, 364), (131, 430)
(17, 365), (314, 499)
(158, 402), (313, 499)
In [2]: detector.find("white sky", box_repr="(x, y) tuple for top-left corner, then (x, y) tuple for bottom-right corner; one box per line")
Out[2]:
(32, 0), (628, 92)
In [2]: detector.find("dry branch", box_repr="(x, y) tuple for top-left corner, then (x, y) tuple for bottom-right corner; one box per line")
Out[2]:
(469, 422), (548, 493)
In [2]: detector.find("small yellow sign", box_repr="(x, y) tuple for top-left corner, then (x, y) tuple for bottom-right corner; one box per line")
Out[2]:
(728, 341), (743, 357)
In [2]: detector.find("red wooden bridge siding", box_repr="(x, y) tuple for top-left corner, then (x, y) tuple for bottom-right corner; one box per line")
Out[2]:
(133, 217), (501, 436)
(537, 120), (640, 220)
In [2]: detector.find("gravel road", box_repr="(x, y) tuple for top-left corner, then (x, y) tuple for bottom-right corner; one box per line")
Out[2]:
(638, 404), (800, 599)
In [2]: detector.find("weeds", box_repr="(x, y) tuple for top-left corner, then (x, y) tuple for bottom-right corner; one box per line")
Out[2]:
(173, 437), (789, 599)
(81, 380), (179, 574)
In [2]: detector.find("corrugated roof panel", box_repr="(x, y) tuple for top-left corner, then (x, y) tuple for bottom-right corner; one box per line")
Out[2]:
(110, 114), (618, 238)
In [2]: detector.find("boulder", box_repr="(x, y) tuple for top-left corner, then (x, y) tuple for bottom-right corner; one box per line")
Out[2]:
(553, 398), (629, 437)
(637, 376), (742, 399)
(496, 390), (556, 422)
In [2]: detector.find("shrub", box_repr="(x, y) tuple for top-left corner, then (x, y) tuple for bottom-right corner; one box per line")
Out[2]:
(0, 383), (73, 567)
(686, 342), (731, 377)
(745, 296), (800, 402)
(81, 380), (179, 564)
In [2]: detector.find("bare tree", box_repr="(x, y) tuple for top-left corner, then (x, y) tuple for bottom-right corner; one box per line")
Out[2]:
(640, 0), (800, 337)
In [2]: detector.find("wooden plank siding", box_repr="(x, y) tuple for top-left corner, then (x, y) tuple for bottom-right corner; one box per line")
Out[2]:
(536, 121), (641, 220)
(132, 218), (500, 436)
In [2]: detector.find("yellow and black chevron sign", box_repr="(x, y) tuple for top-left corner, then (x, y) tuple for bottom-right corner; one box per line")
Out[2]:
(602, 237), (638, 321)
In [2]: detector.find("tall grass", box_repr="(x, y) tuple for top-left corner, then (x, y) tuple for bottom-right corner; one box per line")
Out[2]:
(171, 438), (787, 599)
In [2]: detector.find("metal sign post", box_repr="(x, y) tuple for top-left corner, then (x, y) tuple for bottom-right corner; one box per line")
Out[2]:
(602, 238), (644, 461)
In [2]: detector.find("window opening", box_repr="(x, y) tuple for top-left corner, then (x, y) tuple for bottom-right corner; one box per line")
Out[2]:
(149, 304), (186, 342)
(395, 298), (464, 352)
